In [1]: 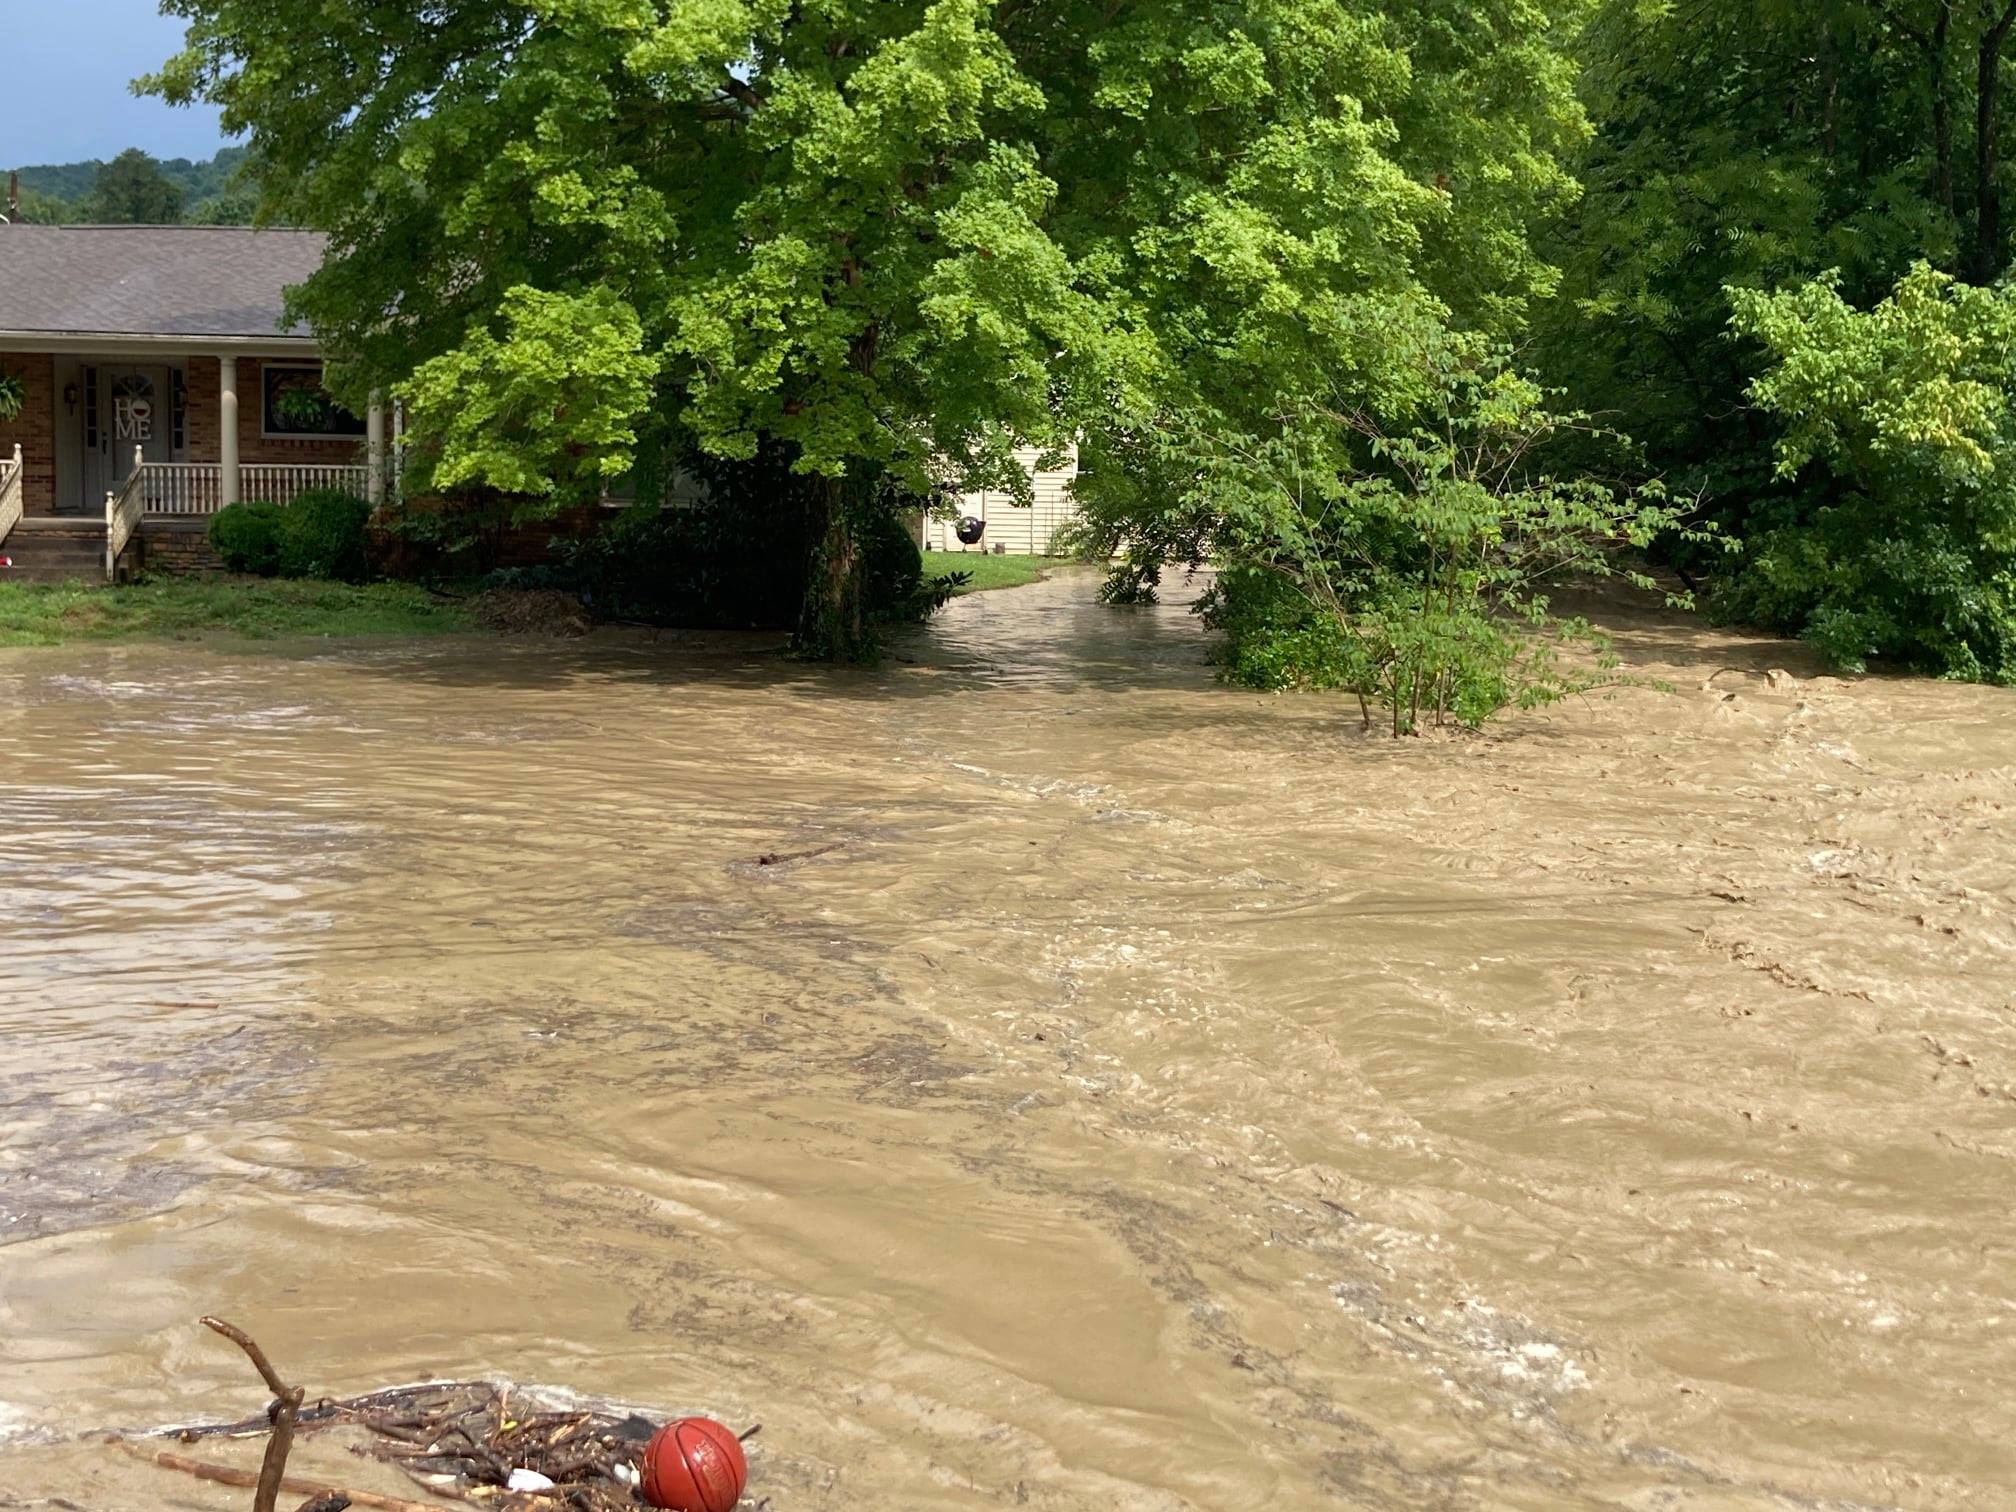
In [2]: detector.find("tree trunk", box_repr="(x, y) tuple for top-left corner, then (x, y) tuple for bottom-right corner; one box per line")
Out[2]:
(1821, 37), (1841, 158)
(1893, 2), (1960, 252)
(1973, 3), (2016, 282)
(791, 317), (881, 661)
(1935, 4), (1957, 225)
(794, 472), (870, 661)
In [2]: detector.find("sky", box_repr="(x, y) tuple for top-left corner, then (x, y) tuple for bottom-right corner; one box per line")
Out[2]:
(0, 0), (230, 165)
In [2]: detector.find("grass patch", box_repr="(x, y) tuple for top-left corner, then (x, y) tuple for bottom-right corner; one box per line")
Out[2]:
(931, 553), (1062, 595)
(0, 575), (473, 646)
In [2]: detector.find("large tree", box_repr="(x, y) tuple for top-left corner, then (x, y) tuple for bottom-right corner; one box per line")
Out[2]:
(151, 0), (1587, 657)
(85, 148), (187, 224)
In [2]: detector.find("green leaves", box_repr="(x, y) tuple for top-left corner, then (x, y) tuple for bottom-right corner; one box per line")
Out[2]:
(151, 0), (1588, 477)
(1734, 265), (2016, 480)
(1524, 0), (2016, 684)
(1116, 342), (1706, 732)
(627, 0), (779, 81)
(405, 287), (661, 497)
(1724, 264), (2016, 680)
(151, 0), (1596, 656)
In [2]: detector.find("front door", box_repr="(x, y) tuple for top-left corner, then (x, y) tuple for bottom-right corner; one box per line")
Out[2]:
(83, 365), (173, 508)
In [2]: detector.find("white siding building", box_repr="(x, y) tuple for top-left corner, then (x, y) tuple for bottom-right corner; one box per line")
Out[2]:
(921, 444), (1079, 557)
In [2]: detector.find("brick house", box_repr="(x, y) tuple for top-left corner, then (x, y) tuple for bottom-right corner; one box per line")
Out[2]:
(0, 222), (1083, 580)
(0, 224), (386, 578)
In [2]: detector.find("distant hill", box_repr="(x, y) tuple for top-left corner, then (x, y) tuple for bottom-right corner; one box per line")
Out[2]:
(8, 146), (250, 216)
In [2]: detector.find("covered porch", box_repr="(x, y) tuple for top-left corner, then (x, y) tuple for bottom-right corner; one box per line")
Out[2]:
(45, 342), (389, 516)
(4, 343), (389, 581)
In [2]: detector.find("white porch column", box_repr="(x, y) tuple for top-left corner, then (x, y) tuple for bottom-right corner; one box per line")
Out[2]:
(366, 391), (387, 506)
(219, 355), (241, 508)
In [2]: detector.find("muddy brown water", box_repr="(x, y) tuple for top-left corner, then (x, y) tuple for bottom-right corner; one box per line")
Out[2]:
(0, 569), (2011, 1511)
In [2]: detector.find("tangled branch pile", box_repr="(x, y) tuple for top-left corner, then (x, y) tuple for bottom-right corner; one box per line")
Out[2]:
(164, 1379), (657, 1509)
(123, 1317), (756, 1512)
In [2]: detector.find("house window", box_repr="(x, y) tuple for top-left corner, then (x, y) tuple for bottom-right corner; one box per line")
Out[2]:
(261, 364), (367, 439)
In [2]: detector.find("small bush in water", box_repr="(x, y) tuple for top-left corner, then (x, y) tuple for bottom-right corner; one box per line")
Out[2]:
(1095, 343), (1717, 734)
(207, 500), (286, 575)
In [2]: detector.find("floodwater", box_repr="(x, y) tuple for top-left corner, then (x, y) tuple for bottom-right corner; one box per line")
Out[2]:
(0, 569), (2011, 1511)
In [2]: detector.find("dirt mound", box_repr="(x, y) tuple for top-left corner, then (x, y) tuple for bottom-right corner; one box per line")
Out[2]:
(469, 588), (593, 637)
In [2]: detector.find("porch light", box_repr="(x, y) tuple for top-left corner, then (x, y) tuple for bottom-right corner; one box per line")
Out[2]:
(63, 381), (78, 415)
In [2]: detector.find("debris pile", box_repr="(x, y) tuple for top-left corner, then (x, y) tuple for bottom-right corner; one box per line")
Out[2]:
(124, 1317), (755, 1512)
(467, 588), (593, 637)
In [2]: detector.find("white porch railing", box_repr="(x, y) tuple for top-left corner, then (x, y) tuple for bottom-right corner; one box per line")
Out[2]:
(133, 463), (226, 516)
(106, 447), (147, 583)
(0, 444), (22, 550)
(242, 462), (372, 508)
(141, 461), (372, 515)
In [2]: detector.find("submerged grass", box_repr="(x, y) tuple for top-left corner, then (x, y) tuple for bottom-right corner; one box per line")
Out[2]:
(0, 575), (473, 646)
(933, 553), (1061, 594)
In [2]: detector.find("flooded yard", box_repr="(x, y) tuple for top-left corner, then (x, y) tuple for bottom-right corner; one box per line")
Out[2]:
(1, 569), (2011, 1510)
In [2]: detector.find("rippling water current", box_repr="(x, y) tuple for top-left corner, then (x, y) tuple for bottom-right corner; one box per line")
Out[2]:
(1, 570), (2011, 1510)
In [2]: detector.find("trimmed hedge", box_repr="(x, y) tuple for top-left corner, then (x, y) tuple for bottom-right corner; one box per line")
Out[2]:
(206, 500), (286, 575)
(279, 489), (372, 583)
(207, 491), (371, 583)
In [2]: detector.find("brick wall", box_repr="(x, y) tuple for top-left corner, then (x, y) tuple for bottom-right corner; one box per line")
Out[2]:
(137, 518), (223, 576)
(142, 501), (603, 579)
(0, 352), (58, 513)
(368, 493), (612, 577)
(183, 357), (366, 471)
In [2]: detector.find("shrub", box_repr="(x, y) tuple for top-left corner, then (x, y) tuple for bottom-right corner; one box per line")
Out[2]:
(860, 504), (963, 623)
(277, 489), (372, 583)
(535, 498), (808, 628)
(862, 505), (923, 605)
(501, 476), (956, 632)
(1100, 345), (1709, 734)
(207, 500), (286, 575)
(1725, 264), (2016, 681)
(1198, 567), (1354, 691)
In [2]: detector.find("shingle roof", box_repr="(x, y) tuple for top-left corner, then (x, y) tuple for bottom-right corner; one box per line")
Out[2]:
(0, 224), (327, 340)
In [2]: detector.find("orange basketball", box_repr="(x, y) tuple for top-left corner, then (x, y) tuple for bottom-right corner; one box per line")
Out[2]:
(639, 1417), (747, 1512)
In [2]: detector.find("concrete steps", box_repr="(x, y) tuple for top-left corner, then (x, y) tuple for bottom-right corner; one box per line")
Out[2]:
(0, 517), (109, 585)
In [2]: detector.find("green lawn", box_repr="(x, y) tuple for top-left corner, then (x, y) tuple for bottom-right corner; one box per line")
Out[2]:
(0, 557), (1060, 648)
(931, 553), (1063, 594)
(0, 576), (472, 646)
